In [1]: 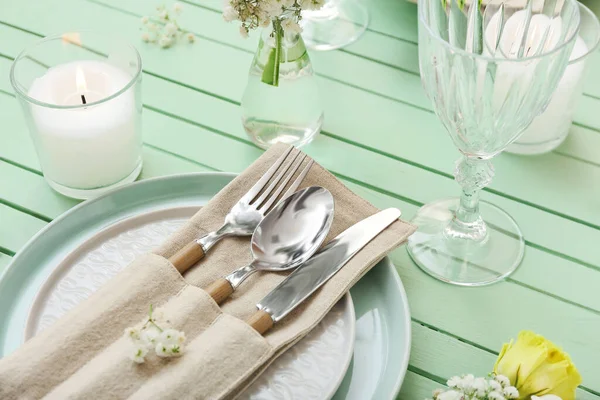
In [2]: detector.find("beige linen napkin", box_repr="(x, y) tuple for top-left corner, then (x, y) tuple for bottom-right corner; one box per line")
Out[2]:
(0, 144), (415, 400)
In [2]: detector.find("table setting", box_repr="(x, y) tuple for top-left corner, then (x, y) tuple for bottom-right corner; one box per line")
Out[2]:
(0, 0), (598, 399)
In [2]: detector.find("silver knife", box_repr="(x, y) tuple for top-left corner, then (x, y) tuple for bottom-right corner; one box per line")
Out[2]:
(246, 208), (401, 335)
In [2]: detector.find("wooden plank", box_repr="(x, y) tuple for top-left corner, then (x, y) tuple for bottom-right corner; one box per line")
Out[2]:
(398, 370), (440, 399)
(0, 253), (11, 273)
(0, 204), (46, 253)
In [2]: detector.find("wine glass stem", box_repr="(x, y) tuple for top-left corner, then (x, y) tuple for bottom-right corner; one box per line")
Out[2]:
(444, 156), (495, 242)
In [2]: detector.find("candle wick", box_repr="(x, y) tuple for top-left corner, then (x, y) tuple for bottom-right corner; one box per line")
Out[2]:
(81, 94), (87, 105)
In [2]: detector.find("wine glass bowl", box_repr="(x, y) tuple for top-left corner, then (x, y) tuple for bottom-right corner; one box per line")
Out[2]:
(408, 0), (581, 286)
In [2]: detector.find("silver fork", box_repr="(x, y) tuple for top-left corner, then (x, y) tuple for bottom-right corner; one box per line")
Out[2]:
(169, 147), (314, 273)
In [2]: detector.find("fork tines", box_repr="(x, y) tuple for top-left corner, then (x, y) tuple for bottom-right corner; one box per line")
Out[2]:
(244, 147), (314, 214)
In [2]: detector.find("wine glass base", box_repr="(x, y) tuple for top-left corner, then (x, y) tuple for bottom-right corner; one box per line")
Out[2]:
(301, 0), (369, 51)
(407, 198), (524, 287)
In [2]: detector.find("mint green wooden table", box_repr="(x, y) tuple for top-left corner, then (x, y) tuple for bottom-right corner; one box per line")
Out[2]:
(0, 0), (599, 398)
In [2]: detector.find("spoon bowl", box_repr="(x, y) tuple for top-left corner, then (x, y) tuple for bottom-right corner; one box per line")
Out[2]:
(205, 186), (335, 304)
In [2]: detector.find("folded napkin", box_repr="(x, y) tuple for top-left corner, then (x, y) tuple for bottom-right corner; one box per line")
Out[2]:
(0, 144), (416, 400)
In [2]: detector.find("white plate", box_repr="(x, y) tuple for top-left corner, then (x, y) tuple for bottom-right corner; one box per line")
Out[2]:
(25, 206), (356, 400)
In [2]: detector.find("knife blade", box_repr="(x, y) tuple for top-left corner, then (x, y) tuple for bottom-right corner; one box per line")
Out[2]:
(246, 208), (401, 335)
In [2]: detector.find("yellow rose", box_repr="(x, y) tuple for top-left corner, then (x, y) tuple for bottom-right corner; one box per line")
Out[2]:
(493, 331), (582, 400)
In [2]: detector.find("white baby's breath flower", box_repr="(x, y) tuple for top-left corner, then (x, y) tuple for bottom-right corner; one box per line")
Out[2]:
(124, 327), (141, 341)
(158, 9), (168, 20)
(447, 376), (462, 388)
(141, 16), (149, 24)
(281, 18), (302, 34)
(141, 32), (151, 42)
(158, 36), (173, 48)
(472, 377), (488, 396)
(489, 380), (502, 392)
(186, 32), (195, 42)
(489, 392), (506, 400)
(173, 2), (183, 13)
(159, 329), (184, 345)
(155, 342), (184, 357)
(129, 344), (148, 363)
(222, 6), (238, 22)
(437, 390), (463, 400)
(164, 22), (178, 36)
(495, 375), (510, 387)
(141, 325), (161, 345)
(503, 386), (519, 399)
(239, 25), (249, 38)
(155, 342), (170, 357)
(301, 0), (325, 11)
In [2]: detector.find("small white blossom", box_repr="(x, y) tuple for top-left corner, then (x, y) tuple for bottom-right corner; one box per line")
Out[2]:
(281, 18), (302, 34)
(129, 344), (148, 363)
(141, 32), (151, 42)
(164, 22), (178, 36)
(141, 16), (149, 24)
(447, 376), (462, 388)
(158, 9), (168, 20)
(158, 36), (173, 48)
(159, 329), (185, 345)
(239, 25), (249, 38)
(141, 325), (161, 345)
(155, 342), (183, 358)
(489, 392), (506, 400)
(437, 390), (463, 400)
(173, 2), (183, 13)
(222, 6), (238, 22)
(472, 377), (488, 396)
(495, 375), (511, 387)
(503, 387), (519, 399)
(430, 374), (518, 400)
(124, 327), (141, 341)
(186, 33), (195, 42)
(125, 305), (187, 363)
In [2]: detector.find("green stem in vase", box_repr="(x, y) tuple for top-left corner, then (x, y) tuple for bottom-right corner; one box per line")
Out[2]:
(261, 18), (283, 87)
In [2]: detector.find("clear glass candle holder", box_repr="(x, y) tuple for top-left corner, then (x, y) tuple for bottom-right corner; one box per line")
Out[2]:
(10, 31), (143, 200)
(507, 2), (600, 155)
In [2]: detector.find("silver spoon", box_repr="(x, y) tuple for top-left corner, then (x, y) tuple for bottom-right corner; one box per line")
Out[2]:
(205, 186), (335, 304)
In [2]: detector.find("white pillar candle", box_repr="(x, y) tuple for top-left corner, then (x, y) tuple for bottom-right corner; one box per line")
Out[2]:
(28, 60), (141, 189)
(485, 10), (587, 154)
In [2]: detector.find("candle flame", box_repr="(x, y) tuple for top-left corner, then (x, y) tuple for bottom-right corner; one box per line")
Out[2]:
(75, 66), (87, 93)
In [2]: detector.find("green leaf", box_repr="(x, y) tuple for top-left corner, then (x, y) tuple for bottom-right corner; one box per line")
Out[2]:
(261, 20), (282, 87)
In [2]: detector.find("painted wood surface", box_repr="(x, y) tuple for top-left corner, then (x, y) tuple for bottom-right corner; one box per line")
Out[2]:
(0, 0), (598, 397)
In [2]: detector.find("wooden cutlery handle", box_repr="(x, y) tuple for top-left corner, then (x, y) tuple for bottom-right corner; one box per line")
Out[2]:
(247, 310), (274, 335)
(205, 278), (235, 304)
(169, 242), (205, 273)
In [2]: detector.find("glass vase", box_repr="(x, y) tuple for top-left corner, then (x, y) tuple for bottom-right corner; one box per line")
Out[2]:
(241, 19), (324, 149)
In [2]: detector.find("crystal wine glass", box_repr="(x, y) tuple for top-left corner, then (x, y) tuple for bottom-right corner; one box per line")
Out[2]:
(301, 0), (369, 51)
(408, 0), (581, 286)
